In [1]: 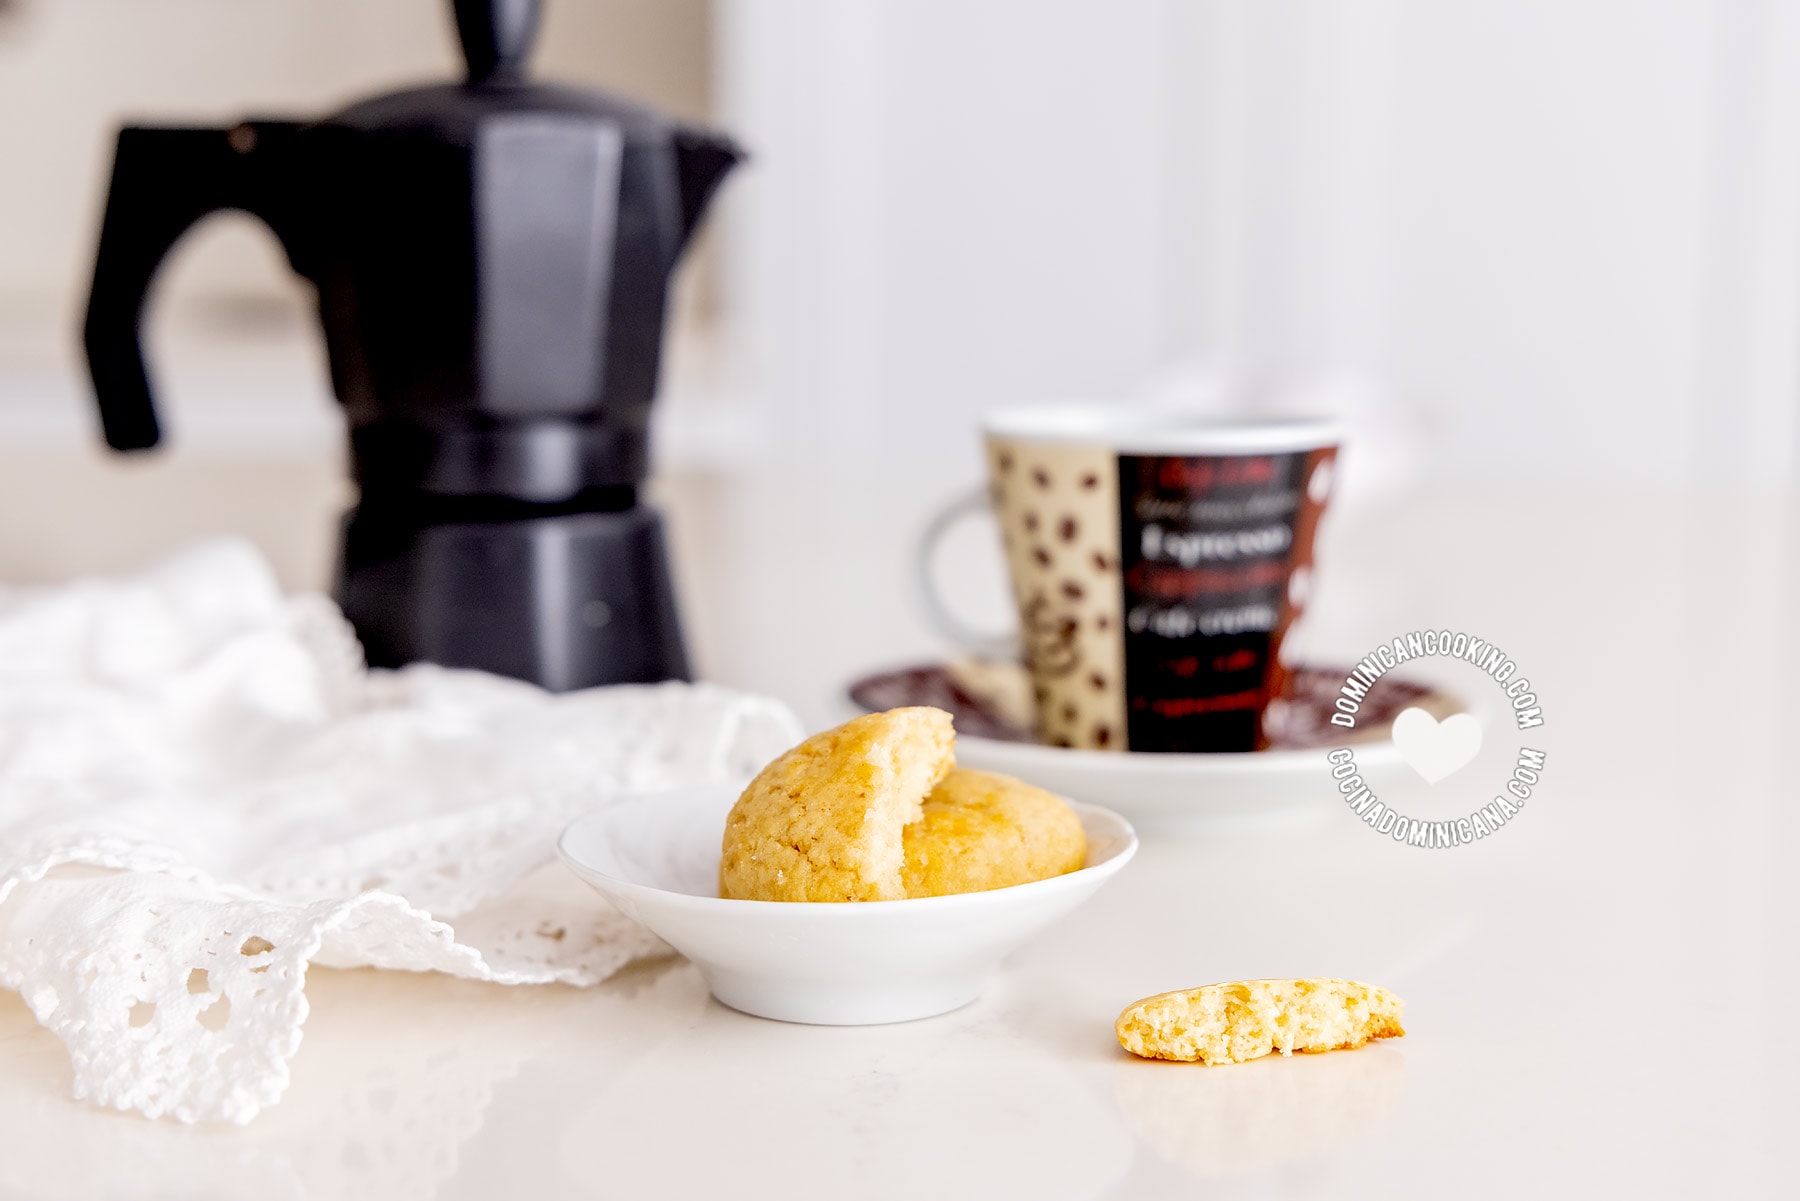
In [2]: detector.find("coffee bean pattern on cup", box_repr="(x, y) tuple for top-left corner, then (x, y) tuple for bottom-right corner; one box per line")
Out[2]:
(987, 441), (1127, 749)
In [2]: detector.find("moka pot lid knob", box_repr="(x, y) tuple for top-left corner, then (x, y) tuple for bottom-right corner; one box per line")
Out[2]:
(453, 0), (543, 84)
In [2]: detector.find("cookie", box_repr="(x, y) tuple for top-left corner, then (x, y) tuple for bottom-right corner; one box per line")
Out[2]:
(901, 768), (1086, 898)
(719, 707), (955, 902)
(1115, 979), (1404, 1065)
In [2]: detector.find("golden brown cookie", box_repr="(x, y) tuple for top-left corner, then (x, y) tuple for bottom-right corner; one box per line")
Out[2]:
(720, 707), (955, 902)
(901, 768), (1086, 898)
(1116, 979), (1404, 1065)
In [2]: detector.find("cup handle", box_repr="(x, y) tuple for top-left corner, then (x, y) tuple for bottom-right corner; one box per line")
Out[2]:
(913, 486), (1018, 660)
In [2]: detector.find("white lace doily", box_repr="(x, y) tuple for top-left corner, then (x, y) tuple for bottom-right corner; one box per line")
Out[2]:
(0, 540), (802, 1124)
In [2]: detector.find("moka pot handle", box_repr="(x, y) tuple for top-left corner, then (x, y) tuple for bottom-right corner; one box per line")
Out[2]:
(82, 121), (312, 451)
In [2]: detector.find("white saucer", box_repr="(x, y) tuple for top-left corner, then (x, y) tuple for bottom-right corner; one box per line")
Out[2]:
(846, 661), (1475, 832)
(558, 782), (1137, 1026)
(954, 735), (1402, 832)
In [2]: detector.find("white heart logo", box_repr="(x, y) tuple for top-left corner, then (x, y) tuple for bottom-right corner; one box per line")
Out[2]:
(1391, 708), (1482, 784)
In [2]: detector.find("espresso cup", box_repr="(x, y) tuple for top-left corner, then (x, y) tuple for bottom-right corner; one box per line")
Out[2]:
(918, 407), (1341, 753)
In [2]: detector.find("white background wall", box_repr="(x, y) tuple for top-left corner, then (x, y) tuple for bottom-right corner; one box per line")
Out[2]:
(1, 0), (1796, 489)
(714, 0), (1800, 487)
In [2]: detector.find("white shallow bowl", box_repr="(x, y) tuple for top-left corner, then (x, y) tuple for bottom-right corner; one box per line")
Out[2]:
(557, 782), (1137, 1026)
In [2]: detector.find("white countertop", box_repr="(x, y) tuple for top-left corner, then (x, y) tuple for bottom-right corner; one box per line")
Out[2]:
(0, 460), (1789, 1199)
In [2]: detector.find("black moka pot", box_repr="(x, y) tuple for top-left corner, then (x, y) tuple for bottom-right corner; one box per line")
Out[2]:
(82, 0), (739, 690)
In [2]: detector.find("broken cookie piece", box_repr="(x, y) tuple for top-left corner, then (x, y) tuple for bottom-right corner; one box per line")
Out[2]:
(1116, 978), (1404, 1065)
